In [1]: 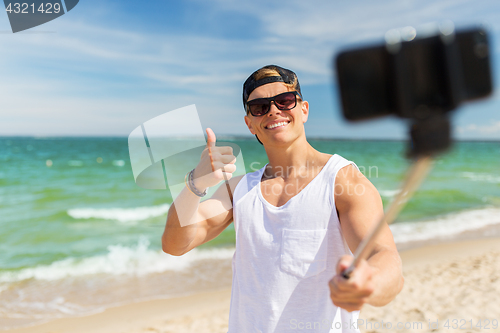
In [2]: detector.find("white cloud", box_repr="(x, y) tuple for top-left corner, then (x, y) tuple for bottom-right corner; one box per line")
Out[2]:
(457, 121), (500, 134)
(1, 0), (499, 137)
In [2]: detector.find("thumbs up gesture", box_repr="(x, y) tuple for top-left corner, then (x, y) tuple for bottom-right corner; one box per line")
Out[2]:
(192, 128), (237, 191)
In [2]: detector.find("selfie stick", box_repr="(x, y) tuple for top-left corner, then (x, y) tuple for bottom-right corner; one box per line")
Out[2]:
(342, 155), (433, 279)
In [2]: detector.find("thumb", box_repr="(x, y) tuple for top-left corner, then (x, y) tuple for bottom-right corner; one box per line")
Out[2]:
(336, 255), (353, 275)
(206, 128), (216, 148)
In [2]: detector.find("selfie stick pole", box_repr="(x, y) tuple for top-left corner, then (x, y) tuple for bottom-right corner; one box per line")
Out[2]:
(342, 155), (433, 279)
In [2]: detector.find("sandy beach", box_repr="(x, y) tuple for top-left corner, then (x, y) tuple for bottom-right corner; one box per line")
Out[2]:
(5, 237), (500, 333)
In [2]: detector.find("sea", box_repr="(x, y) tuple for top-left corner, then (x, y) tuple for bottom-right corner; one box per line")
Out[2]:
(0, 137), (499, 329)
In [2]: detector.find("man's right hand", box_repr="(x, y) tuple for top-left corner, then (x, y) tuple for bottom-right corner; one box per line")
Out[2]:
(163, 128), (239, 255)
(192, 128), (237, 191)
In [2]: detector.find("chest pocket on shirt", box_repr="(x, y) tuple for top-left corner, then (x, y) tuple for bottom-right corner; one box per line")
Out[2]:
(280, 229), (328, 279)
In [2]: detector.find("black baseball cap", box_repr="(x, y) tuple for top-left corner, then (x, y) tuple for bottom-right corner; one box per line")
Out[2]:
(242, 65), (302, 107)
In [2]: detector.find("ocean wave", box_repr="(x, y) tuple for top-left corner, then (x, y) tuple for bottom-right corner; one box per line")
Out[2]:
(67, 204), (170, 223)
(461, 172), (500, 184)
(379, 189), (400, 198)
(391, 207), (500, 244)
(0, 236), (235, 283)
(1, 297), (94, 319)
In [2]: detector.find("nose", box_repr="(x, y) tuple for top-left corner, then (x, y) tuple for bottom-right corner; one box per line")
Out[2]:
(266, 101), (282, 116)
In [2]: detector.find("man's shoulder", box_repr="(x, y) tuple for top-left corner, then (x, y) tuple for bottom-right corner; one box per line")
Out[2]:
(334, 163), (381, 210)
(322, 154), (358, 179)
(336, 163), (361, 181)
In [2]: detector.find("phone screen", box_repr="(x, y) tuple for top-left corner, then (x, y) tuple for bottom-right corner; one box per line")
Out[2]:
(398, 36), (451, 113)
(457, 29), (492, 100)
(336, 45), (393, 121)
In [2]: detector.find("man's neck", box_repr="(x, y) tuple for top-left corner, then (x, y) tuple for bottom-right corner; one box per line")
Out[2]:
(263, 136), (324, 180)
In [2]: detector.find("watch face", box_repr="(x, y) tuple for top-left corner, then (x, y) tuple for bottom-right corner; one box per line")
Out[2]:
(4, 0), (79, 33)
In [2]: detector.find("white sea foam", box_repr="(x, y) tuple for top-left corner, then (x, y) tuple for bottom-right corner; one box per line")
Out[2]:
(6, 207), (500, 284)
(391, 207), (500, 244)
(0, 284), (8, 294)
(378, 189), (400, 198)
(4, 297), (91, 318)
(0, 236), (235, 283)
(67, 204), (170, 223)
(461, 172), (500, 184)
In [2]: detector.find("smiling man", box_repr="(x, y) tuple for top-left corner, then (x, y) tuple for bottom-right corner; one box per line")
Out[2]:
(162, 65), (404, 333)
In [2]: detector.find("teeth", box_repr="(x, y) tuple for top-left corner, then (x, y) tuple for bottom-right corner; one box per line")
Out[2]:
(267, 121), (288, 129)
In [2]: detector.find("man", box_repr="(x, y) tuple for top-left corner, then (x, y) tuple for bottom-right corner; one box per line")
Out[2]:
(162, 65), (404, 332)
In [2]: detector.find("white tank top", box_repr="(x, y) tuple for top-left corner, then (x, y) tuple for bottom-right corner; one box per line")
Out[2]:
(228, 154), (361, 333)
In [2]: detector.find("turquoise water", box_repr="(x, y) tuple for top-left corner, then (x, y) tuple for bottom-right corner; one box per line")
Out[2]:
(1, 137), (499, 271)
(0, 137), (499, 328)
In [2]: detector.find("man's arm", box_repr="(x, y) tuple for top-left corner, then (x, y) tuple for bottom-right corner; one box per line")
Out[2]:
(329, 164), (404, 311)
(161, 128), (241, 256)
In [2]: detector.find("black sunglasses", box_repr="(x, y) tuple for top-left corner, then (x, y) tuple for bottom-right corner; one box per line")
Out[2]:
(246, 91), (302, 117)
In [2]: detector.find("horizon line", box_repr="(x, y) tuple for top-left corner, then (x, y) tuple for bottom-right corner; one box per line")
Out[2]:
(1, 135), (499, 143)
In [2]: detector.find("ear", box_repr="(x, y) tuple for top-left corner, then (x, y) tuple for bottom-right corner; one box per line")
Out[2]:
(300, 100), (309, 123)
(244, 115), (256, 135)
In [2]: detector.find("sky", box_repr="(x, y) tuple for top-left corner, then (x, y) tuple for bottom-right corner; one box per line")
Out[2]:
(1, 0), (500, 140)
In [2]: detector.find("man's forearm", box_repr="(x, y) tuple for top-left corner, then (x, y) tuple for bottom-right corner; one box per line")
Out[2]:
(366, 247), (404, 306)
(162, 186), (205, 256)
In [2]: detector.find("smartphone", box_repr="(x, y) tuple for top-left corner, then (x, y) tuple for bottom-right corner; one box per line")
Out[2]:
(335, 27), (493, 121)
